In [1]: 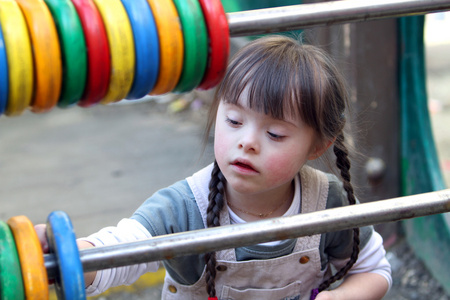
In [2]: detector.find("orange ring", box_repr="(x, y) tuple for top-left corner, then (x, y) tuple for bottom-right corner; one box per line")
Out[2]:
(147, 0), (183, 95)
(15, 0), (62, 113)
(7, 216), (49, 300)
(0, 0), (33, 116)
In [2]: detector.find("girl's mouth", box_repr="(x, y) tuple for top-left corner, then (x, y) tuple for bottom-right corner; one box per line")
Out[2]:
(231, 160), (257, 173)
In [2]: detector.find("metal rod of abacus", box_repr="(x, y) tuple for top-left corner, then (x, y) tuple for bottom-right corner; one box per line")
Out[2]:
(227, 0), (450, 37)
(44, 189), (450, 278)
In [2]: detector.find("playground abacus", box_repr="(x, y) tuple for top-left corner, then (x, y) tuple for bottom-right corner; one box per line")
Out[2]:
(0, 0), (448, 116)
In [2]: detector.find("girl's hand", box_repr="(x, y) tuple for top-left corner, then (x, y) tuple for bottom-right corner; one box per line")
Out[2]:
(315, 291), (335, 300)
(34, 223), (96, 287)
(34, 224), (55, 285)
(314, 273), (389, 300)
(34, 223), (49, 253)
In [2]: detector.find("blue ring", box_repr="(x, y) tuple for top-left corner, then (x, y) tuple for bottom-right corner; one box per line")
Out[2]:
(47, 211), (86, 300)
(120, 0), (159, 100)
(0, 23), (9, 115)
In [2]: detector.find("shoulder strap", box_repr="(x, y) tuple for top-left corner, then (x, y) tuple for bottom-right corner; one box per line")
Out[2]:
(186, 163), (214, 228)
(300, 166), (329, 214)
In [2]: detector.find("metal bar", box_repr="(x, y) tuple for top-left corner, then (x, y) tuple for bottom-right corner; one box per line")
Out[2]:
(227, 0), (450, 37)
(44, 189), (450, 278)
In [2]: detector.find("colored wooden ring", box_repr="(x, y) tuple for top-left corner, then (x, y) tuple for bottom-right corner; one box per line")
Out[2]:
(44, 0), (87, 108)
(15, 0), (62, 113)
(196, 0), (230, 90)
(0, 23), (8, 115)
(120, 0), (159, 100)
(93, 0), (135, 104)
(71, 0), (111, 107)
(7, 216), (49, 300)
(0, 220), (25, 300)
(172, 0), (208, 93)
(147, 0), (183, 95)
(46, 211), (86, 300)
(0, 0), (33, 116)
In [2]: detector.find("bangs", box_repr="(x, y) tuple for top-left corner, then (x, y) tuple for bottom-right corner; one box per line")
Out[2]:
(216, 36), (324, 130)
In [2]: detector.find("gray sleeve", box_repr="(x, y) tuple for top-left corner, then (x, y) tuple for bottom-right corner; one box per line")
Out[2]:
(319, 174), (373, 268)
(131, 180), (205, 236)
(130, 180), (206, 285)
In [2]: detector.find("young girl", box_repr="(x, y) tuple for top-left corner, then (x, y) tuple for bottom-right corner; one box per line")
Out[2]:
(37, 35), (391, 300)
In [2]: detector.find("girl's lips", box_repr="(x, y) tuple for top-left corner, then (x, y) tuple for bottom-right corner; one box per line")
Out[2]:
(231, 160), (258, 173)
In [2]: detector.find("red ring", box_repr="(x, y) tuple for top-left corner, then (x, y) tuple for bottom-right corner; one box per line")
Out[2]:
(196, 0), (230, 91)
(71, 0), (110, 107)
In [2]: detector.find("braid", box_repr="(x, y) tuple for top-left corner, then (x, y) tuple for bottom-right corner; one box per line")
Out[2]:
(205, 161), (226, 298)
(318, 133), (360, 292)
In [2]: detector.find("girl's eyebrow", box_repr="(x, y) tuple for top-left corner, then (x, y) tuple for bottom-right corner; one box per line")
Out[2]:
(230, 98), (245, 108)
(224, 101), (246, 111)
(226, 101), (301, 129)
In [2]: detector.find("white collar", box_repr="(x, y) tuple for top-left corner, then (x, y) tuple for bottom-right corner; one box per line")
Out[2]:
(228, 173), (301, 224)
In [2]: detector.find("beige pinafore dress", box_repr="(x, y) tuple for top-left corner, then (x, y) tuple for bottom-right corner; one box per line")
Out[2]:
(162, 165), (329, 300)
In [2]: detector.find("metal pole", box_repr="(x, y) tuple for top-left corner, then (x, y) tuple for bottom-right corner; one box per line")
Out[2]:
(227, 0), (450, 37)
(44, 189), (450, 278)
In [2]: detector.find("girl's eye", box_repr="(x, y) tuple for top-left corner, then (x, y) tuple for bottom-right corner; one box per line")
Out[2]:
(268, 132), (284, 141)
(226, 117), (241, 126)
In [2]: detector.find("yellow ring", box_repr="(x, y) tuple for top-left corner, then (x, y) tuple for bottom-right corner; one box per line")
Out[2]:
(7, 216), (49, 300)
(0, 0), (33, 116)
(147, 0), (183, 95)
(92, 0), (135, 104)
(15, 0), (62, 113)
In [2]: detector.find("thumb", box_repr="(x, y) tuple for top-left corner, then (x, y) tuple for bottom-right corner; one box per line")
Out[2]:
(315, 291), (333, 300)
(34, 223), (49, 254)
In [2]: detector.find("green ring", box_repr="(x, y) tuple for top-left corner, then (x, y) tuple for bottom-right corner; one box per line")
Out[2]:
(44, 0), (87, 108)
(172, 0), (208, 93)
(0, 220), (25, 300)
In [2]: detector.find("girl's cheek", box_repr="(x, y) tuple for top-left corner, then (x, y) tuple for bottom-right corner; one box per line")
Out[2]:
(214, 139), (225, 159)
(214, 123), (231, 157)
(214, 131), (229, 161)
(265, 153), (302, 184)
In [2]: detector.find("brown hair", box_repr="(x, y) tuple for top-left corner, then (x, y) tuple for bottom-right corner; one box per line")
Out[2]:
(204, 35), (360, 297)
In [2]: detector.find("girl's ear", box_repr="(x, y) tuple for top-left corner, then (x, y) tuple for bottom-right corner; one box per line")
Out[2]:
(308, 138), (335, 160)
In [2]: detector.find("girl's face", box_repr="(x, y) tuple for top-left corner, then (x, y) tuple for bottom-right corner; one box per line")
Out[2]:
(214, 98), (323, 197)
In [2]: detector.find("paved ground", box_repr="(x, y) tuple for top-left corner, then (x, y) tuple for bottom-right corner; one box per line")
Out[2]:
(0, 94), (214, 237)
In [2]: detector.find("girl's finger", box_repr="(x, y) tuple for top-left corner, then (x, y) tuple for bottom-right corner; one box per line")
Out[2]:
(34, 224), (49, 253)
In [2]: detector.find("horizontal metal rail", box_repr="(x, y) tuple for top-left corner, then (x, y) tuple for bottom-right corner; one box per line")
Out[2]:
(227, 0), (450, 37)
(44, 189), (450, 278)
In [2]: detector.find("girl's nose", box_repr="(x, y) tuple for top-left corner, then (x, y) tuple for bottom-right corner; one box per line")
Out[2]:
(238, 131), (260, 153)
